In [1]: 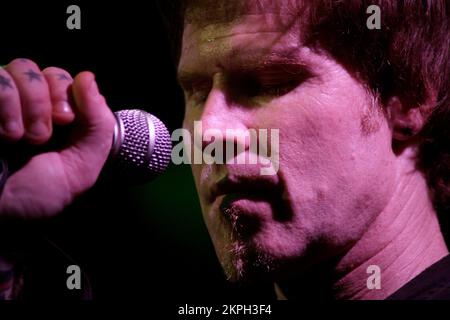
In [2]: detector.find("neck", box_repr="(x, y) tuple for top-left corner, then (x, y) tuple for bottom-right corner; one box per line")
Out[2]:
(276, 147), (449, 300)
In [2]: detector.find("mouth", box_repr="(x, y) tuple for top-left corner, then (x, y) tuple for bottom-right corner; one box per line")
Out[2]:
(218, 193), (266, 238)
(206, 174), (283, 238)
(207, 174), (282, 203)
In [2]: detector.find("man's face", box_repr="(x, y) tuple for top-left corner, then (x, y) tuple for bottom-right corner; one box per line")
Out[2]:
(178, 1), (397, 281)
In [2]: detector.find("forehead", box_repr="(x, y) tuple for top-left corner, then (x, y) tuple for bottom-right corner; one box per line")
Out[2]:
(184, 0), (301, 26)
(179, 0), (306, 74)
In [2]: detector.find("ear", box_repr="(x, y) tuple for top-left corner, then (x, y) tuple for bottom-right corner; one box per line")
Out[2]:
(386, 96), (433, 141)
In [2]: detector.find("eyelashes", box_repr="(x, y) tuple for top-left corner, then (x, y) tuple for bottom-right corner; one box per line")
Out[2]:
(233, 73), (305, 98)
(184, 79), (212, 105)
(184, 67), (311, 106)
(236, 63), (312, 99)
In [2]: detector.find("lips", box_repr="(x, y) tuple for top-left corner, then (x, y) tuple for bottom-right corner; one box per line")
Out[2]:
(219, 194), (264, 237)
(207, 174), (282, 203)
(207, 174), (282, 237)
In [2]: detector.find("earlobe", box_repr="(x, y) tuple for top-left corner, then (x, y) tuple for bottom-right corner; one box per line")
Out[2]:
(387, 96), (428, 141)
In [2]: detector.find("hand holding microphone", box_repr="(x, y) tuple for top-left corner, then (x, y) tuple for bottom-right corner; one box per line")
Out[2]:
(0, 59), (171, 220)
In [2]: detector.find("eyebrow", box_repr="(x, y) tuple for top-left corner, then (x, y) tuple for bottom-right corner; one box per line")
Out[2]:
(177, 49), (310, 85)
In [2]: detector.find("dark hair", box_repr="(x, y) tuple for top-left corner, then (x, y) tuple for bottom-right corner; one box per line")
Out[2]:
(157, 0), (450, 236)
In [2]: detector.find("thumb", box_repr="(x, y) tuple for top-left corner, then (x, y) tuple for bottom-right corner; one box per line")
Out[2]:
(71, 71), (114, 127)
(60, 71), (116, 195)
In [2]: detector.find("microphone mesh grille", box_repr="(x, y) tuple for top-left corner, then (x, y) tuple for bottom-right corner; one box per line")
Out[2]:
(113, 110), (171, 182)
(148, 114), (172, 175)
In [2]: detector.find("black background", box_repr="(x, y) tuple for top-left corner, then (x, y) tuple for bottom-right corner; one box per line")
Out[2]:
(1, 2), (450, 317)
(0, 1), (274, 300)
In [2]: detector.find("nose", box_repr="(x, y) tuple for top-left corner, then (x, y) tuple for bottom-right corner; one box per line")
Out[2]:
(196, 74), (250, 164)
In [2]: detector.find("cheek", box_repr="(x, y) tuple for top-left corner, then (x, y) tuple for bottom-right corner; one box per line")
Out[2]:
(252, 83), (396, 244)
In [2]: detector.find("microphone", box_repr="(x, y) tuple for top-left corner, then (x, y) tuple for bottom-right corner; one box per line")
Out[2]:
(0, 109), (172, 190)
(105, 109), (172, 183)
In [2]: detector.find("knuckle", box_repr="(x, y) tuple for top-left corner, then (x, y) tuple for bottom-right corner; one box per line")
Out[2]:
(0, 69), (16, 80)
(25, 96), (52, 114)
(50, 84), (71, 102)
(0, 124), (24, 141)
(44, 69), (73, 100)
(42, 66), (61, 73)
(48, 84), (66, 100)
(24, 120), (51, 143)
(0, 88), (19, 104)
(14, 72), (47, 94)
(0, 94), (21, 134)
(43, 66), (70, 75)
(43, 67), (73, 84)
(51, 91), (68, 104)
(0, 72), (17, 93)
(22, 98), (53, 131)
(9, 58), (39, 69)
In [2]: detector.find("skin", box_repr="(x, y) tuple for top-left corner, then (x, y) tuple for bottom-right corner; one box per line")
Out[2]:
(178, 1), (449, 299)
(0, 1), (446, 300)
(0, 58), (115, 219)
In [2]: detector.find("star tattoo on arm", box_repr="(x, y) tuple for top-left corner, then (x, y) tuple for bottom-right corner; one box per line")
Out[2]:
(0, 75), (13, 90)
(24, 69), (42, 82)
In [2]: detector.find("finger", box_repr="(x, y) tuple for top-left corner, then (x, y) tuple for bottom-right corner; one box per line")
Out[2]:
(71, 72), (115, 127)
(0, 67), (24, 141)
(60, 71), (116, 193)
(43, 67), (75, 125)
(5, 59), (52, 145)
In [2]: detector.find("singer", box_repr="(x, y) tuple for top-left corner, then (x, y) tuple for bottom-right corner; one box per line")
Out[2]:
(0, 0), (449, 300)
(161, 0), (450, 299)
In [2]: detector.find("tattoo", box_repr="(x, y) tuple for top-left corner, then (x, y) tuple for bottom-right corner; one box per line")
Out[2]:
(0, 75), (13, 90)
(23, 69), (42, 82)
(58, 73), (71, 81)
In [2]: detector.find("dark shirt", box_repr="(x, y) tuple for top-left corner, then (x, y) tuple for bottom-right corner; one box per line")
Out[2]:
(388, 254), (450, 300)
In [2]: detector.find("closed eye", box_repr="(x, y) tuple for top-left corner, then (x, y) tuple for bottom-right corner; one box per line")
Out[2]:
(228, 64), (312, 100)
(181, 78), (212, 106)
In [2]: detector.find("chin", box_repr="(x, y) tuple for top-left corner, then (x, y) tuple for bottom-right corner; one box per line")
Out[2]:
(217, 237), (282, 283)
